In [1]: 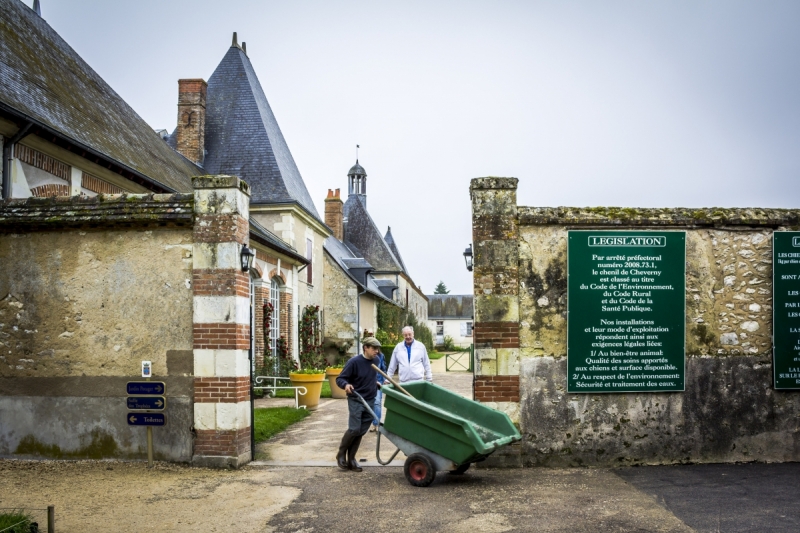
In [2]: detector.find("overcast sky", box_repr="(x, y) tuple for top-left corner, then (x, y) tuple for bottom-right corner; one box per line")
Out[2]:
(29, 0), (800, 294)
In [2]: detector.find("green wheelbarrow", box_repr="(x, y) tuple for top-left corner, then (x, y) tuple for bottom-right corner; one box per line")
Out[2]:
(354, 378), (521, 487)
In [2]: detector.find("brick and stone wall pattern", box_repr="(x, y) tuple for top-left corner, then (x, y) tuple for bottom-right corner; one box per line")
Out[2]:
(191, 176), (252, 468)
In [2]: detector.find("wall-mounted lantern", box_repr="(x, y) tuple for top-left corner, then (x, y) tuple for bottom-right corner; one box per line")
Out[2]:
(463, 244), (473, 272)
(240, 245), (255, 273)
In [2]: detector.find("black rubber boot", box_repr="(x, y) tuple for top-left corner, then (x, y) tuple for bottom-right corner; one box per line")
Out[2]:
(337, 431), (355, 470)
(348, 434), (363, 472)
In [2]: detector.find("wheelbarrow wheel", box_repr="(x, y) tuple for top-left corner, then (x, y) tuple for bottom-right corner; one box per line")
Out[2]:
(404, 453), (436, 487)
(448, 463), (470, 475)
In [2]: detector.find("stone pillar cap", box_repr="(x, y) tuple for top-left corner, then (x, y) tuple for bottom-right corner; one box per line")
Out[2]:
(470, 177), (518, 191)
(192, 175), (250, 196)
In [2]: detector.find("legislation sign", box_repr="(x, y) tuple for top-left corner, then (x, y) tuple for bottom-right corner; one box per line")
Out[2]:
(567, 231), (686, 393)
(126, 382), (165, 395)
(127, 413), (166, 426)
(773, 232), (800, 389)
(127, 396), (166, 411)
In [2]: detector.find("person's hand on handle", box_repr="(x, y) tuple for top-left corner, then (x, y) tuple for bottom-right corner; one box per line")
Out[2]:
(345, 384), (354, 394)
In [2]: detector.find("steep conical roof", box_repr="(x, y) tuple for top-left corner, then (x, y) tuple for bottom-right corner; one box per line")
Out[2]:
(204, 45), (321, 221)
(384, 226), (407, 273)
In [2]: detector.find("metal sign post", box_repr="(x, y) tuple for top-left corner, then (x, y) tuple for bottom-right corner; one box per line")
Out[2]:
(126, 362), (167, 468)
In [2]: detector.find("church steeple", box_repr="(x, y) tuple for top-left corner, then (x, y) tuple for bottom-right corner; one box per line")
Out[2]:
(347, 160), (367, 206)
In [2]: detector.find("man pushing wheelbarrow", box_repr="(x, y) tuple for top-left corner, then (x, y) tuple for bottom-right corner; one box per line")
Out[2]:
(335, 336), (383, 472)
(337, 336), (522, 486)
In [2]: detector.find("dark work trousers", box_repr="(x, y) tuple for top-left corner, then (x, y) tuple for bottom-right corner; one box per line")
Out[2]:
(347, 396), (374, 436)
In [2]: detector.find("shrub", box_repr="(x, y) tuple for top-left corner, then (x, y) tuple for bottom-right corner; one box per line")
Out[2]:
(376, 300), (434, 351)
(441, 335), (456, 351)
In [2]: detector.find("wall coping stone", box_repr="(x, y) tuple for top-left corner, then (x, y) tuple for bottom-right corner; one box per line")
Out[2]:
(192, 175), (250, 196)
(0, 193), (194, 231)
(470, 177), (519, 190)
(519, 206), (800, 227)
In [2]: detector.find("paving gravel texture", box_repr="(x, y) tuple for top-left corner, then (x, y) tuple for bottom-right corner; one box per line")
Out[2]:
(4, 358), (799, 532)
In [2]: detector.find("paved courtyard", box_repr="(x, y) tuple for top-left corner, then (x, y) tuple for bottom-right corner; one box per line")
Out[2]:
(2, 359), (800, 532)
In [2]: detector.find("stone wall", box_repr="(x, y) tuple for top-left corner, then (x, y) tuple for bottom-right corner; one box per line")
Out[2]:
(471, 177), (800, 467)
(0, 195), (195, 461)
(322, 252), (358, 359)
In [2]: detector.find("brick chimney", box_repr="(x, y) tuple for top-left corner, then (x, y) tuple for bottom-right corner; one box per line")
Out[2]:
(325, 188), (344, 241)
(175, 79), (207, 166)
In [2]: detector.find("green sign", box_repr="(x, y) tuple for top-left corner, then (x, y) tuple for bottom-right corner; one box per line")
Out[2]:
(773, 232), (800, 389)
(567, 231), (686, 393)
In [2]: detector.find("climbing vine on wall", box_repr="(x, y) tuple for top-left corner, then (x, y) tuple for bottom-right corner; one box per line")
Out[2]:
(299, 305), (325, 370)
(376, 300), (433, 351)
(262, 301), (273, 363)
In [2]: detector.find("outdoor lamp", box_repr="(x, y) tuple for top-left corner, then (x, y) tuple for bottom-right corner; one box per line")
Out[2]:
(240, 245), (255, 273)
(463, 244), (473, 272)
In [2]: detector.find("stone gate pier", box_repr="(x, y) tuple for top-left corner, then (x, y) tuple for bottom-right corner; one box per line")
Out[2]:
(471, 177), (800, 467)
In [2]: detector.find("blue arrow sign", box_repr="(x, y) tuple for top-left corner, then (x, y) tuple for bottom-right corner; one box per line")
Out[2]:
(127, 413), (166, 426)
(127, 396), (166, 411)
(127, 381), (165, 395)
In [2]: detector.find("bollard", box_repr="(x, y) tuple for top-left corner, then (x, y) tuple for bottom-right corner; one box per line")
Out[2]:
(47, 505), (54, 533)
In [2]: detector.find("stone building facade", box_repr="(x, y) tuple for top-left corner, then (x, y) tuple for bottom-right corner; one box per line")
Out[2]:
(471, 177), (800, 467)
(1, 177), (263, 467)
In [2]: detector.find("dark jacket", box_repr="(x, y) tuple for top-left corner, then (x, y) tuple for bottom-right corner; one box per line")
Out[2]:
(336, 354), (378, 401)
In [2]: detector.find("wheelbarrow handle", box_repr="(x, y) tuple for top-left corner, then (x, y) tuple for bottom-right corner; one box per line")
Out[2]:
(371, 364), (413, 398)
(351, 390), (381, 425)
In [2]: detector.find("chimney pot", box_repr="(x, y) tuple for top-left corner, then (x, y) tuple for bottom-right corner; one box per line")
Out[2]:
(175, 79), (207, 166)
(324, 188), (345, 241)
(232, 32), (238, 47)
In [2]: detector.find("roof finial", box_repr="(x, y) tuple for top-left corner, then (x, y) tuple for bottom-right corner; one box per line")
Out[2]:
(232, 32), (238, 47)
(32, 0), (41, 16)
(356, 144), (359, 163)
(241, 42), (247, 54)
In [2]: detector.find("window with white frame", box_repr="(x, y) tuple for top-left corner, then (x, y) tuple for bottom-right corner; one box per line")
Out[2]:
(270, 278), (280, 355)
(306, 238), (313, 284)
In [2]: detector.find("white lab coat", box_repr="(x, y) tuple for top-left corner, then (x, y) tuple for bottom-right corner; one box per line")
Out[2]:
(387, 340), (433, 384)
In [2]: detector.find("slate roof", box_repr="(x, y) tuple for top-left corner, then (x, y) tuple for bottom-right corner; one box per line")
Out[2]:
(343, 194), (403, 272)
(383, 226), (407, 273)
(427, 295), (474, 320)
(249, 217), (308, 264)
(203, 45), (322, 223)
(324, 236), (396, 303)
(0, 0), (199, 193)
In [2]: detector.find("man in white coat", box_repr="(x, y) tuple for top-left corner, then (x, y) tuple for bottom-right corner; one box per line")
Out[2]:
(387, 326), (433, 384)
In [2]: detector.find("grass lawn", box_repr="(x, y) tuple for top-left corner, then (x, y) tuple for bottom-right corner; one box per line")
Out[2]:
(0, 510), (32, 532)
(253, 407), (311, 443)
(429, 351), (446, 360)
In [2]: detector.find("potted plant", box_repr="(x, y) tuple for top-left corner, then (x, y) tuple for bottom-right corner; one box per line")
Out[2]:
(323, 338), (353, 400)
(289, 367), (327, 410)
(325, 364), (347, 399)
(290, 305), (327, 409)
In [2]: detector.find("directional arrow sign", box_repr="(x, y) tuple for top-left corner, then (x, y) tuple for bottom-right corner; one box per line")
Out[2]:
(126, 381), (166, 395)
(127, 413), (166, 426)
(127, 396), (166, 411)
